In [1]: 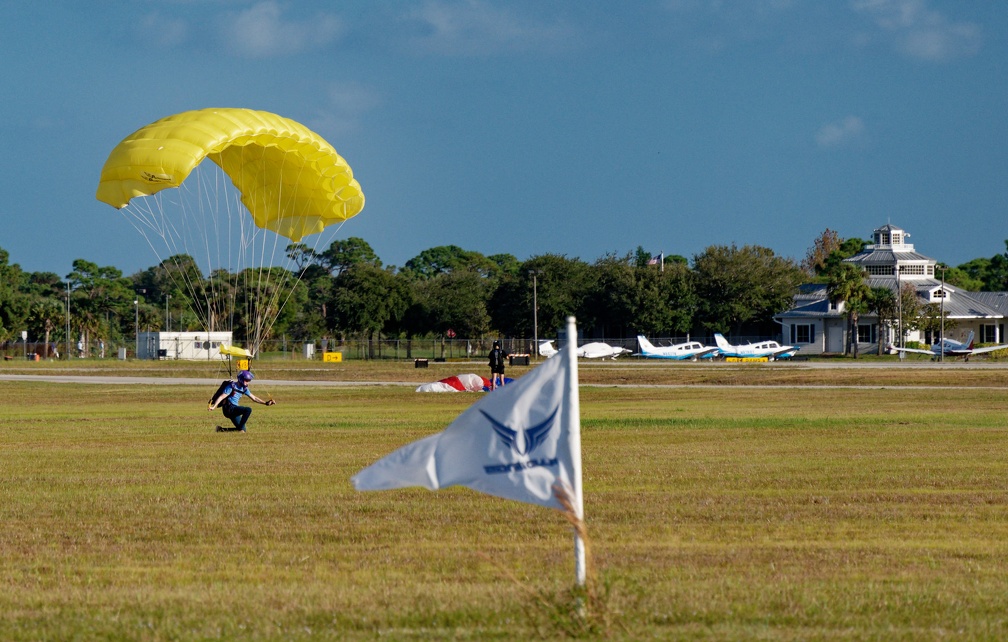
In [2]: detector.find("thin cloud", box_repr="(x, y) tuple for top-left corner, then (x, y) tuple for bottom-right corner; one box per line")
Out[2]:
(406, 0), (577, 55)
(220, 1), (345, 58)
(137, 13), (189, 48)
(309, 82), (384, 137)
(852, 0), (981, 62)
(815, 116), (865, 149)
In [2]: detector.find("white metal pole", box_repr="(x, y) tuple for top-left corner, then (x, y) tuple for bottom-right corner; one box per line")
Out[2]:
(564, 315), (586, 586)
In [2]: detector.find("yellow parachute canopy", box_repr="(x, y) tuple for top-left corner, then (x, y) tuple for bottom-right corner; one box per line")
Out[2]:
(96, 108), (365, 242)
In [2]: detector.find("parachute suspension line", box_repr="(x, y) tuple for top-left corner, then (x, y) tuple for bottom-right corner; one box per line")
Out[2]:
(119, 191), (204, 337)
(168, 174), (214, 335)
(222, 166), (242, 349)
(259, 219), (349, 352)
(164, 178), (210, 335)
(254, 143), (299, 359)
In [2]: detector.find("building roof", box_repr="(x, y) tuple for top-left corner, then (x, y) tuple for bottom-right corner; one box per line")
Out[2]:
(954, 291), (1008, 318)
(846, 249), (935, 265)
(874, 223), (904, 233)
(778, 279), (1007, 321)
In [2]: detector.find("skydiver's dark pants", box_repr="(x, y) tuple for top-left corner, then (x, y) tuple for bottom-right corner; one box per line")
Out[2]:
(222, 402), (252, 431)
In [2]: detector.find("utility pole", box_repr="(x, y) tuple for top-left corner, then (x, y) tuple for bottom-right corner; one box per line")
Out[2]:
(530, 270), (539, 358)
(65, 281), (71, 360)
(938, 265), (947, 362)
(896, 264), (903, 361)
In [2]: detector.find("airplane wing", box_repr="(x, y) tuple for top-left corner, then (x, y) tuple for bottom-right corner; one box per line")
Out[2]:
(771, 347), (798, 358)
(894, 346), (937, 356)
(695, 347), (720, 358)
(967, 343), (1008, 355)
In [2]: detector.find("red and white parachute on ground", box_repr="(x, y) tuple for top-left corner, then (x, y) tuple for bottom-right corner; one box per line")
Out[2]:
(416, 373), (491, 393)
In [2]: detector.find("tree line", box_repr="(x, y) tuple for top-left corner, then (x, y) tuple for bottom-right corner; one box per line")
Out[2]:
(1, 232), (1006, 356)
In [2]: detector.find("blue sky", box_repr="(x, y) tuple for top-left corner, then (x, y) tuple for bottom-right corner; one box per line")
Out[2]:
(1, 1), (1006, 278)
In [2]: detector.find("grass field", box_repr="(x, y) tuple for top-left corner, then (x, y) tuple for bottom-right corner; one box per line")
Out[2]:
(1, 361), (1007, 640)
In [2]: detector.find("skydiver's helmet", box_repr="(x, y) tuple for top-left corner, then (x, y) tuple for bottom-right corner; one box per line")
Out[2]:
(237, 370), (254, 383)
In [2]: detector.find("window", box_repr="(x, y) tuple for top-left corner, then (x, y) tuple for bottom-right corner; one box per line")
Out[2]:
(981, 325), (998, 343)
(791, 324), (815, 344)
(857, 323), (877, 344)
(931, 289), (947, 301)
(867, 265), (894, 276)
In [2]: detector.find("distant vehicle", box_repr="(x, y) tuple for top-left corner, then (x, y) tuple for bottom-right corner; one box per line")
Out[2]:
(635, 335), (718, 360)
(538, 340), (630, 360)
(713, 333), (798, 360)
(892, 331), (1008, 361)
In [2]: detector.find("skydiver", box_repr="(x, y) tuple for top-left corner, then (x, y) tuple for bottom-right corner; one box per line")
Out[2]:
(209, 369), (275, 432)
(488, 340), (507, 390)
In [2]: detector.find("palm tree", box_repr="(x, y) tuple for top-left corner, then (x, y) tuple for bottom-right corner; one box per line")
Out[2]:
(827, 263), (871, 358)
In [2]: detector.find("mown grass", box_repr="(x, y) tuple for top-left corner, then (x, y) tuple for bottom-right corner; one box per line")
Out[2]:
(1, 373), (1006, 640)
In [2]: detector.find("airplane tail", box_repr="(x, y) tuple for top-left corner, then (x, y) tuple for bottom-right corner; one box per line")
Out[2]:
(636, 335), (655, 353)
(714, 333), (730, 350)
(965, 330), (975, 350)
(538, 340), (557, 358)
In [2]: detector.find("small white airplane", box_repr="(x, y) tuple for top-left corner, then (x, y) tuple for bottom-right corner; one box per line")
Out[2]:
(636, 335), (718, 360)
(538, 340), (630, 360)
(538, 340), (558, 358)
(578, 342), (632, 359)
(893, 331), (1008, 361)
(713, 333), (798, 360)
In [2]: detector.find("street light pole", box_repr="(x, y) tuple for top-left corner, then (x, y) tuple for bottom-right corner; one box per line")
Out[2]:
(134, 299), (139, 359)
(938, 265), (947, 362)
(65, 280), (71, 360)
(165, 294), (171, 332)
(895, 264), (903, 361)
(532, 271), (539, 358)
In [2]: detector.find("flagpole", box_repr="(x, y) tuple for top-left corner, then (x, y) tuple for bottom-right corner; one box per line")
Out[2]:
(564, 316), (586, 586)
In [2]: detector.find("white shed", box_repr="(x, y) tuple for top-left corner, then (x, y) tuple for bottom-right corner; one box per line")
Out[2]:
(138, 331), (235, 360)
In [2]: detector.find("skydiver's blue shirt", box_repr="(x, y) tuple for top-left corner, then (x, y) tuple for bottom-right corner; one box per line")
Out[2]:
(223, 381), (250, 406)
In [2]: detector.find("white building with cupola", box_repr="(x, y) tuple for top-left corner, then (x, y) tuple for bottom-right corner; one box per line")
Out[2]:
(776, 223), (1008, 355)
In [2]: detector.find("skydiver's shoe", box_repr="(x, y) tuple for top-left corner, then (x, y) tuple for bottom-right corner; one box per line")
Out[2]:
(216, 426), (225, 432)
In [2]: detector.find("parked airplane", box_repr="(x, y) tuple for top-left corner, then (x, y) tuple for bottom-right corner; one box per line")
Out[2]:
(538, 340), (557, 358)
(538, 340), (630, 360)
(636, 335), (718, 360)
(713, 333), (798, 360)
(893, 331), (1008, 361)
(578, 342), (631, 359)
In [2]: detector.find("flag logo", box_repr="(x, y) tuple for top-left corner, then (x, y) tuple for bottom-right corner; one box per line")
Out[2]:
(481, 406), (558, 456)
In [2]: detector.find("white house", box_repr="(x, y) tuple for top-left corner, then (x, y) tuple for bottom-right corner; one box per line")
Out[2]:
(138, 331), (234, 360)
(776, 224), (1007, 355)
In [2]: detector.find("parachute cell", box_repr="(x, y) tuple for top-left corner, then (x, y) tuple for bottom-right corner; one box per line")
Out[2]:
(96, 108), (364, 242)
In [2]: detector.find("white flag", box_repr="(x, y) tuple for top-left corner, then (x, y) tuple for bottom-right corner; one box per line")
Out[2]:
(352, 344), (580, 512)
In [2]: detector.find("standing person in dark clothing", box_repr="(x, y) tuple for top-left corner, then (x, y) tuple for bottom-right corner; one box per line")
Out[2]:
(488, 340), (507, 390)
